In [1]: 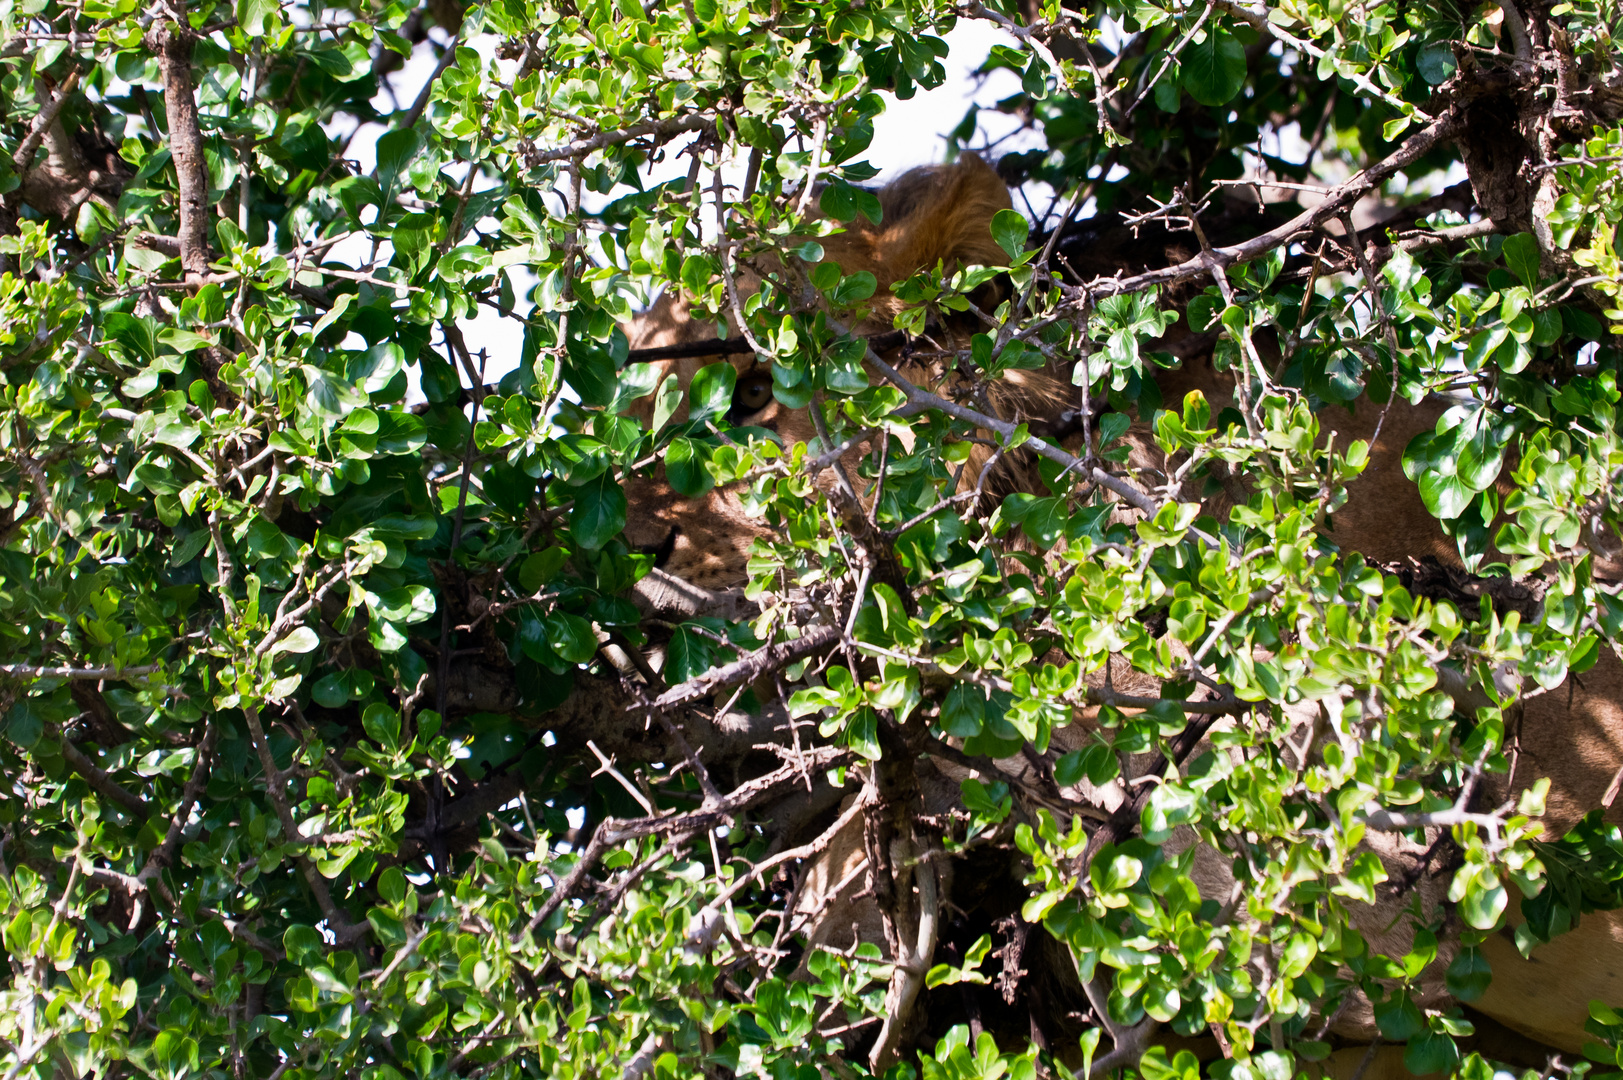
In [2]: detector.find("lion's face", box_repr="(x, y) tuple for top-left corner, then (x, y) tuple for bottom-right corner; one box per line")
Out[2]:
(618, 296), (802, 602)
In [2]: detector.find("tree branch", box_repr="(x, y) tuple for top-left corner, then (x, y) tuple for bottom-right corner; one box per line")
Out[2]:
(1076, 110), (1463, 301)
(58, 737), (149, 817)
(0, 662), (159, 681)
(146, 21), (212, 279)
(643, 624), (841, 714)
(243, 705), (365, 943)
(11, 68), (81, 175)
(527, 114), (714, 166)
(864, 345), (1162, 515)
(140, 721), (218, 884)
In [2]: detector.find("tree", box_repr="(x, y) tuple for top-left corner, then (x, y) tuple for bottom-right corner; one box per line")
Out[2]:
(2, 0), (1623, 1075)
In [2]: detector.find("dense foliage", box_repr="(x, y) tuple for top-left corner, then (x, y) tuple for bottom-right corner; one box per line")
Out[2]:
(2, 0), (1623, 1077)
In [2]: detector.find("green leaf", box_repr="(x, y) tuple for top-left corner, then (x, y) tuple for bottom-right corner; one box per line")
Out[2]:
(311, 673), (350, 709)
(347, 343), (405, 393)
(1503, 232), (1542, 288)
(272, 626), (321, 655)
(362, 704), (400, 749)
(570, 473), (627, 551)
(1405, 1030), (1459, 1076)
(1458, 867), (1508, 929)
(1445, 947), (1493, 1002)
(519, 549), (567, 593)
(810, 261), (841, 293)
(940, 683), (987, 737)
(546, 612), (598, 665)
(1016, 496), (1067, 547)
(1373, 991), (1425, 1041)
(665, 624), (718, 683)
(4, 700), (43, 750)
(375, 128), (421, 191)
(960, 777), (1011, 821)
(819, 181), (858, 222)
(664, 436), (714, 498)
(1181, 29), (1247, 106)
(371, 586), (435, 624)
(991, 208), (1029, 261)
(236, 0), (278, 36)
(830, 271), (878, 307)
(1418, 470), (1471, 520)
(1417, 43), (1458, 84)
(563, 342), (617, 408)
(1141, 782), (1199, 843)
(283, 925), (323, 966)
(688, 362), (736, 424)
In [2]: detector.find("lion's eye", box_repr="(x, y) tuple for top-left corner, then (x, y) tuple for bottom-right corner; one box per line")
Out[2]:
(728, 374), (775, 423)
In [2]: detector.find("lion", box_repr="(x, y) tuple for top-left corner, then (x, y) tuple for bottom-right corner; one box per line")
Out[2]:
(613, 156), (1623, 1074)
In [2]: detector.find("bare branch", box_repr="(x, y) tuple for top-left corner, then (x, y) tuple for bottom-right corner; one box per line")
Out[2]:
(1078, 110), (1462, 301)
(527, 114), (714, 167)
(643, 624), (841, 714)
(58, 737), (149, 817)
(0, 663), (159, 681)
(11, 68), (81, 175)
(401, 34), (461, 131)
(864, 344), (1162, 515)
(146, 22), (213, 279)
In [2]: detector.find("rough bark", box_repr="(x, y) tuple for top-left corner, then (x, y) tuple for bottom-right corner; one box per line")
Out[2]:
(145, 21), (213, 280)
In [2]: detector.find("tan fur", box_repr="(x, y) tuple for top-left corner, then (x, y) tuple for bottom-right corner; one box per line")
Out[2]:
(618, 162), (1623, 1066)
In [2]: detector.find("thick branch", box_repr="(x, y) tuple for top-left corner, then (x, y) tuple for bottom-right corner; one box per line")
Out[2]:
(11, 69), (81, 175)
(147, 23), (212, 278)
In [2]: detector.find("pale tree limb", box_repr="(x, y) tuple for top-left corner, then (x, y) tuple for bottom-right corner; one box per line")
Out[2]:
(0, 662), (159, 680)
(146, 20), (213, 280)
(864, 345), (1161, 514)
(867, 842), (940, 1073)
(643, 624), (842, 714)
(11, 68), (81, 175)
(529, 114), (715, 167)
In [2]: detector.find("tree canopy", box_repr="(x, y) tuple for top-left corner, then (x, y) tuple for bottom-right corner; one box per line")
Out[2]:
(2, 0), (1623, 1077)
